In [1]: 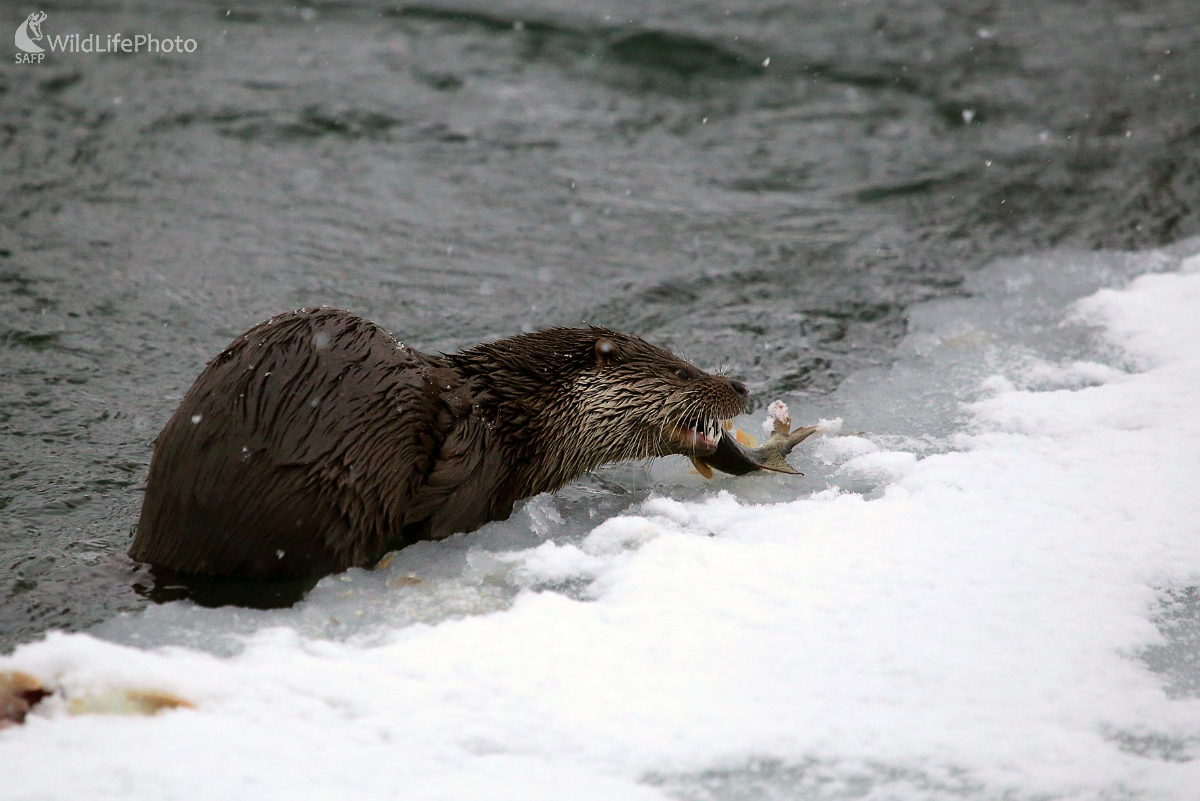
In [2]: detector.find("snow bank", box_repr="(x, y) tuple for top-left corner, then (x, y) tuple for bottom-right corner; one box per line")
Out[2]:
(4, 244), (1200, 800)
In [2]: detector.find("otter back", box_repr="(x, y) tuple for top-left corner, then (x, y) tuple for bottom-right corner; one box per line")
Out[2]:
(129, 308), (458, 579)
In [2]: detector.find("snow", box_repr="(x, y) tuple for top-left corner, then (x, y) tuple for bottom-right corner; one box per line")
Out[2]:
(4, 243), (1200, 800)
(761, 399), (790, 436)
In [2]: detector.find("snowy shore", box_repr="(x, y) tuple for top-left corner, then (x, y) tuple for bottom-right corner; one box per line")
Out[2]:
(4, 244), (1200, 800)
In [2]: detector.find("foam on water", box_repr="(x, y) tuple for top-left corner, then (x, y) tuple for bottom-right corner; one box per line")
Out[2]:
(4, 243), (1200, 800)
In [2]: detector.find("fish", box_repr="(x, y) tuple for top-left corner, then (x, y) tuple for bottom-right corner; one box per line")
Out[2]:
(691, 402), (818, 478)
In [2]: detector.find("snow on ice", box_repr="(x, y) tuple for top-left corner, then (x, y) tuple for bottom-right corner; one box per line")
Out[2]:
(3, 243), (1200, 800)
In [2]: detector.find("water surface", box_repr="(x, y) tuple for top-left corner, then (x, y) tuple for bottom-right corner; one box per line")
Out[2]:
(1, 0), (1199, 650)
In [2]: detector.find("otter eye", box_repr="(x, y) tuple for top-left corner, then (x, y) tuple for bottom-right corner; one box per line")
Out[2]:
(595, 338), (618, 365)
(674, 369), (690, 381)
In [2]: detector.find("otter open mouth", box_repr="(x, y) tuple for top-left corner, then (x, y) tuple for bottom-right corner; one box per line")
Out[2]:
(669, 418), (733, 456)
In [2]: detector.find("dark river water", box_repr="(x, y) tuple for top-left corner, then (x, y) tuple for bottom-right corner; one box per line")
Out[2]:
(1, 0), (1198, 651)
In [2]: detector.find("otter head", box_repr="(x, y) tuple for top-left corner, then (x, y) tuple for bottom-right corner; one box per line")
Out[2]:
(461, 326), (749, 488)
(573, 329), (749, 463)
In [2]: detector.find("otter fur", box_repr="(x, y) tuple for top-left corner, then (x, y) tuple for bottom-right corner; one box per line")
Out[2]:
(129, 308), (751, 580)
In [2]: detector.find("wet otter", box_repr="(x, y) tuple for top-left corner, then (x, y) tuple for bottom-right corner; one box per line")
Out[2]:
(130, 307), (772, 580)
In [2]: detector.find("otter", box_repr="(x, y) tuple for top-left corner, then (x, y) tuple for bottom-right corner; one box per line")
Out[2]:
(129, 307), (785, 581)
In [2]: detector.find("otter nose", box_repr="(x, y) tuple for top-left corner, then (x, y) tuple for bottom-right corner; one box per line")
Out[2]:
(727, 378), (749, 397)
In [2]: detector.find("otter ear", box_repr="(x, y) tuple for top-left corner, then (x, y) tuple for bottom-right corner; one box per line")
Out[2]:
(594, 338), (619, 366)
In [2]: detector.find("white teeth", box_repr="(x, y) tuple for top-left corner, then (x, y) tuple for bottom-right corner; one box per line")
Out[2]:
(683, 420), (721, 447)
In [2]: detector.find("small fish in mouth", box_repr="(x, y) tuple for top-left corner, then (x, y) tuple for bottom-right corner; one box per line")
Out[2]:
(691, 401), (818, 479)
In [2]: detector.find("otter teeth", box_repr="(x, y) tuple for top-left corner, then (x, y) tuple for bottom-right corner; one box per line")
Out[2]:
(684, 419), (720, 448)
